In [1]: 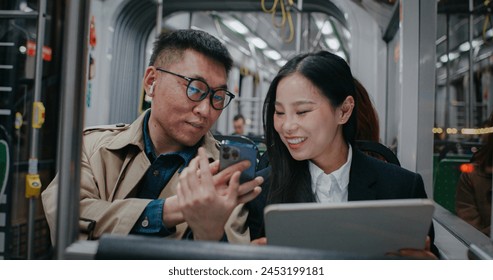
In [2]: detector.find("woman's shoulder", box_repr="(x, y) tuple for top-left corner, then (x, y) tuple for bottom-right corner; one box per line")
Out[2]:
(353, 148), (421, 179)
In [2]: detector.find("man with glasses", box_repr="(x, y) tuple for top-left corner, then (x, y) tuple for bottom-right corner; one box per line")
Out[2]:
(42, 29), (263, 243)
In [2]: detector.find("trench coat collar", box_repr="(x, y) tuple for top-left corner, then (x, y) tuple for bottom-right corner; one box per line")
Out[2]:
(103, 109), (220, 160)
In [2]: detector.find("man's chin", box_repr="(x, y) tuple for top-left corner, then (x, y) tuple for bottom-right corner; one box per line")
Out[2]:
(180, 136), (204, 147)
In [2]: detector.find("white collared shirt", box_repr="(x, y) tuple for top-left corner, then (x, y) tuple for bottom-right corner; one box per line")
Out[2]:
(309, 144), (352, 203)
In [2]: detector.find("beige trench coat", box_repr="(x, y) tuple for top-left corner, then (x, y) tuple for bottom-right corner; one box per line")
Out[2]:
(41, 111), (250, 244)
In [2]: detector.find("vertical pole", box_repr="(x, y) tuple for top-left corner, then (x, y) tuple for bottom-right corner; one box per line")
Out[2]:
(445, 13), (450, 129)
(295, 0), (303, 53)
(416, 0), (437, 197)
(398, 0), (436, 196)
(55, 0), (90, 259)
(468, 0), (474, 129)
(27, 0), (46, 260)
(156, 0), (163, 37)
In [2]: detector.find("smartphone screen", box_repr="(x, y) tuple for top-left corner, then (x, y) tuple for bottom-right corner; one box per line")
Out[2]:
(219, 140), (258, 182)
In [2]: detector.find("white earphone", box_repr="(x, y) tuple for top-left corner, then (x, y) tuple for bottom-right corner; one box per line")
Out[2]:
(149, 82), (155, 95)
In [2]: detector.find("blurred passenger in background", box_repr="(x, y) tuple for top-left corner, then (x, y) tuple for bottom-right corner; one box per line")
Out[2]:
(232, 114), (246, 135)
(455, 112), (493, 236)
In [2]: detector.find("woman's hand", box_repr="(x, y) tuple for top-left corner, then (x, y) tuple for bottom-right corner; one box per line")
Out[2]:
(251, 237), (267, 245)
(388, 236), (438, 259)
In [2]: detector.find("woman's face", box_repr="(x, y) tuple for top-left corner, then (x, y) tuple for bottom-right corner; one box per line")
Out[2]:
(273, 73), (347, 165)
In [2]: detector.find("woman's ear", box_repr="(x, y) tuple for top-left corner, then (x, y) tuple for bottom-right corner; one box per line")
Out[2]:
(338, 96), (355, 124)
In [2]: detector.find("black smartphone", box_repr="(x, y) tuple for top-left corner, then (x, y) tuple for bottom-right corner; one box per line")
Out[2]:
(219, 140), (258, 183)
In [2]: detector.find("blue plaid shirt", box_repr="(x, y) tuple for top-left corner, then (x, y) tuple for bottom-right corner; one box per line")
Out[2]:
(131, 111), (198, 236)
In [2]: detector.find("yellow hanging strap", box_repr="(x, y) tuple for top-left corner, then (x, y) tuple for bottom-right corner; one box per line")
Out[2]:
(483, 0), (492, 41)
(283, 3), (295, 43)
(260, 0), (296, 43)
(261, 0), (279, 13)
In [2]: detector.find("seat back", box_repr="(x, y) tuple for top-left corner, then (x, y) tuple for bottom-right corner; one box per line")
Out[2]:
(433, 158), (470, 214)
(355, 140), (400, 166)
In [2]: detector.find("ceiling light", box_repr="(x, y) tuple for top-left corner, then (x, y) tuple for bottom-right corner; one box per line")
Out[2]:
(264, 49), (281, 60)
(458, 42), (470, 52)
(223, 19), (249, 35)
(335, 51), (346, 61)
(448, 52), (459, 61)
(315, 19), (333, 35)
(20, 3), (33, 12)
(487, 29), (493, 38)
(247, 37), (268, 49)
(326, 38), (340, 50)
(321, 22), (333, 35)
(439, 54), (448, 63)
(472, 39), (482, 48)
(276, 59), (287, 67)
(343, 29), (351, 39)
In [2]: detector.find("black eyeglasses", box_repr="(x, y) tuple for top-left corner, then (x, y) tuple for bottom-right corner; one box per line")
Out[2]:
(156, 67), (235, 110)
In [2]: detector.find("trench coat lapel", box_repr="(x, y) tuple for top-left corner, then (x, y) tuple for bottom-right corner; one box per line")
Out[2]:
(105, 111), (148, 200)
(111, 150), (149, 200)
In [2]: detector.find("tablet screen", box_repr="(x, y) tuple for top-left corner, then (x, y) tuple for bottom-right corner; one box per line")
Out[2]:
(264, 199), (434, 256)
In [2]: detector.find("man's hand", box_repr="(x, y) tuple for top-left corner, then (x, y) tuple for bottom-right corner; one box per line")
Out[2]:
(176, 147), (262, 241)
(208, 158), (262, 203)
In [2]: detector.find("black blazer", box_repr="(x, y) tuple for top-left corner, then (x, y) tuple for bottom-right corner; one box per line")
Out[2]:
(246, 148), (438, 255)
(348, 148), (428, 200)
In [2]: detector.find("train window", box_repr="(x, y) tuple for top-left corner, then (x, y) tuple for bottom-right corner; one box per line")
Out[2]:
(434, 5), (492, 244)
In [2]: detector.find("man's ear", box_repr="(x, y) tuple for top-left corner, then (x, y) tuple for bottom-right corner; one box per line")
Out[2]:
(338, 95), (355, 124)
(143, 67), (156, 96)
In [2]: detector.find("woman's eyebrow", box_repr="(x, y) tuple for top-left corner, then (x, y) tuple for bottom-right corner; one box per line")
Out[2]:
(275, 100), (316, 106)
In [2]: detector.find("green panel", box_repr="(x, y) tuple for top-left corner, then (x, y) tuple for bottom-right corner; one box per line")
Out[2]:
(433, 158), (470, 214)
(433, 154), (439, 183)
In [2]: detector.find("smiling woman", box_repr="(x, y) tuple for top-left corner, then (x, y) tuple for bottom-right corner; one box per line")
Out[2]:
(251, 50), (438, 259)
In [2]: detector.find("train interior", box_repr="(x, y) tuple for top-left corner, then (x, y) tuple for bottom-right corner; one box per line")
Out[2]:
(0, 0), (493, 259)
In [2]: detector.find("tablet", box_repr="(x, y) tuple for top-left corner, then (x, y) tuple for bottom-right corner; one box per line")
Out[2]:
(264, 198), (435, 256)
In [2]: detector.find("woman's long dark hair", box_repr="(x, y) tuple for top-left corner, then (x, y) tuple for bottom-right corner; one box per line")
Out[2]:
(263, 51), (357, 204)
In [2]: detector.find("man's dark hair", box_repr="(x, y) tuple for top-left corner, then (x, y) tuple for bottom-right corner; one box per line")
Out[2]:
(149, 29), (233, 74)
(233, 114), (245, 122)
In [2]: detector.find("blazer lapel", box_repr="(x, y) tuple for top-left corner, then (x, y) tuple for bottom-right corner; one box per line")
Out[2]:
(348, 149), (378, 201)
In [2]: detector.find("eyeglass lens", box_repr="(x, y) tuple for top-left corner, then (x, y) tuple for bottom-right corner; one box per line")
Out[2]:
(187, 80), (231, 109)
